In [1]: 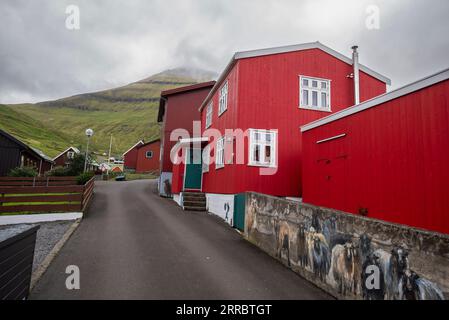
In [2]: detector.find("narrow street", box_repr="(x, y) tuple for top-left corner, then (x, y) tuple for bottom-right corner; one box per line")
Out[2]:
(31, 179), (331, 300)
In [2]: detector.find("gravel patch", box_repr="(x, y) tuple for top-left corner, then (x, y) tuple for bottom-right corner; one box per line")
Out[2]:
(0, 221), (74, 272)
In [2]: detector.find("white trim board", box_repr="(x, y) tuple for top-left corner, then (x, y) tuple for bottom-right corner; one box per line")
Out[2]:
(0, 212), (83, 225)
(52, 146), (80, 161)
(122, 140), (144, 156)
(199, 41), (391, 112)
(301, 67), (449, 132)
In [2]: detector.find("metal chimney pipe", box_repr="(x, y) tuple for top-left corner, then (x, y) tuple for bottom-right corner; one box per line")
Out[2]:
(352, 45), (360, 105)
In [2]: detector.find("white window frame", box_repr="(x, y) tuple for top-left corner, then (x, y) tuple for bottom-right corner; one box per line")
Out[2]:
(299, 75), (331, 112)
(248, 129), (277, 167)
(146, 151), (153, 159)
(215, 137), (225, 169)
(67, 151), (75, 159)
(205, 102), (213, 128)
(202, 145), (210, 173)
(218, 81), (228, 116)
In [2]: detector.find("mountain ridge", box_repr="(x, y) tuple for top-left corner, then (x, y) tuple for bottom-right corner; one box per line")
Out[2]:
(3, 67), (216, 158)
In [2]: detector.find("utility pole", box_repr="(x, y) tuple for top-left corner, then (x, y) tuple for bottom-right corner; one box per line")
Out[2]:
(107, 134), (113, 175)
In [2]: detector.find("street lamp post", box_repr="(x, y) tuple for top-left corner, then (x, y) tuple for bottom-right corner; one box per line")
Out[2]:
(84, 128), (94, 173)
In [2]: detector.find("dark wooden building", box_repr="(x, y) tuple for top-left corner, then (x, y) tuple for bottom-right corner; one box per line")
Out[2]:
(0, 129), (54, 176)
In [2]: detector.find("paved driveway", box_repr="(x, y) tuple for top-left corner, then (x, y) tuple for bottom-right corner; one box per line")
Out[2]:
(31, 179), (331, 299)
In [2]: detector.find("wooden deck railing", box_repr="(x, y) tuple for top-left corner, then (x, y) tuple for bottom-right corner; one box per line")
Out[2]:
(0, 176), (95, 214)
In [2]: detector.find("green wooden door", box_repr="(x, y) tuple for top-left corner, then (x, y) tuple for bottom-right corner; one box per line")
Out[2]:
(184, 148), (202, 190)
(233, 193), (246, 231)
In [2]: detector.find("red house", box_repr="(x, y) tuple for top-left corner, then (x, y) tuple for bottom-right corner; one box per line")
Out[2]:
(301, 68), (449, 235)
(53, 146), (80, 167)
(135, 139), (161, 173)
(157, 81), (215, 196)
(123, 140), (144, 170)
(171, 42), (390, 224)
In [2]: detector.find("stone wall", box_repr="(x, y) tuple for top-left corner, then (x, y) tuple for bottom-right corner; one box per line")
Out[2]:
(244, 192), (449, 300)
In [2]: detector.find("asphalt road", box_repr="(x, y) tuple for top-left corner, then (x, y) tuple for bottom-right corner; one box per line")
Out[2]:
(30, 179), (331, 299)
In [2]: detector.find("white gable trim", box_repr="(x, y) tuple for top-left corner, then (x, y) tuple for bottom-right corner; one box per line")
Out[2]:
(301, 67), (449, 132)
(235, 42), (390, 85)
(199, 41), (391, 112)
(52, 146), (81, 161)
(122, 140), (144, 156)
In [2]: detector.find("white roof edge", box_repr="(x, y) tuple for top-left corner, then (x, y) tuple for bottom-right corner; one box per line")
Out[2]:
(170, 137), (209, 156)
(52, 146), (81, 161)
(235, 42), (391, 85)
(199, 41), (391, 111)
(301, 67), (449, 132)
(122, 140), (144, 156)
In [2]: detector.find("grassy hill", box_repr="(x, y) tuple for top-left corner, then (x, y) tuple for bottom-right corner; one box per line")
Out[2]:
(0, 104), (73, 157)
(4, 68), (216, 158)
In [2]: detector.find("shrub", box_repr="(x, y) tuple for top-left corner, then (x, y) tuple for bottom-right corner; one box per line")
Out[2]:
(77, 172), (94, 185)
(46, 166), (71, 176)
(8, 166), (38, 177)
(67, 153), (86, 176)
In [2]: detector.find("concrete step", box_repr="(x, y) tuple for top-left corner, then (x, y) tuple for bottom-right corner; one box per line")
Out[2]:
(183, 192), (206, 197)
(183, 206), (207, 212)
(183, 200), (206, 207)
(182, 197), (206, 203)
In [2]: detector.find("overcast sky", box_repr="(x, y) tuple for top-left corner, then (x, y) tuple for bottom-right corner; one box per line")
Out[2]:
(1, 0), (448, 104)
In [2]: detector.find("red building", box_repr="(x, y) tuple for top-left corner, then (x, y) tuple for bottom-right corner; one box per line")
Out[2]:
(53, 146), (80, 167)
(135, 139), (161, 173)
(301, 68), (449, 235)
(157, 81), (215, 196)
(122, 140), (144, 170)
(171, 42), (390, 223)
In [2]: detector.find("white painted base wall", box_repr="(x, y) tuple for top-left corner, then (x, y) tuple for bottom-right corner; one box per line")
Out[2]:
(158, 172), (173, 197)
(206, 193), (235, 226)
(173, 193), (182, 206)
(0, 212), (83, 225)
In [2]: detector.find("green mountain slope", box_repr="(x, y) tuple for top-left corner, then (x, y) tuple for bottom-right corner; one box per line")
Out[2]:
(6, 68), (216, 157)
(0, 104), (72, 157)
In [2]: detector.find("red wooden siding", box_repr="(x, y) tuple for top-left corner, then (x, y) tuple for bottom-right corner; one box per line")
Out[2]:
(201, 48), (386, 197)
(302, 79), (449, 234)
(123, 146), (140, 170)
(171, 153), (185, 194)
(160, 84), (214, 174)
(135, 140), (161, 173)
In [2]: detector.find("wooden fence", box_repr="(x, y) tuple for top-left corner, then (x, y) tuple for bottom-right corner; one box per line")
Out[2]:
(0, 177), (95, 214)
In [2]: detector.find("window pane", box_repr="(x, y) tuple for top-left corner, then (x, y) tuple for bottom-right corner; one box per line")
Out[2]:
(303, 89), (309, 105)
(265, 145), (271, 163)
(312, 91), (318, 106)
(321, 82), (327, 89)
(265, 133), (271, 142)
(254, 145), (260, 162)
(302, 79), (309, 87)
(321, 93), (327, 108)
(312, 80), (318, 88)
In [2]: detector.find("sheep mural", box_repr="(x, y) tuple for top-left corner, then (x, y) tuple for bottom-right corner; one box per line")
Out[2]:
(245, 193), (448, 300)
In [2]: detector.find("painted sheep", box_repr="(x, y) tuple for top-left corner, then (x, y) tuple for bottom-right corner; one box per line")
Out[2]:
(329, 242), (361, 296)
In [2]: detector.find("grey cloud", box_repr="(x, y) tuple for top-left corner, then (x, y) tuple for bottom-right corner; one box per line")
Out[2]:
(0, 0), (448, 103)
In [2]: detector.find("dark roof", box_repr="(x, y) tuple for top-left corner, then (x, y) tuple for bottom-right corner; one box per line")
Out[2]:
(157, 81), (216, 122)
(0, 129), (54, 163)
(136, 138), (160, 149)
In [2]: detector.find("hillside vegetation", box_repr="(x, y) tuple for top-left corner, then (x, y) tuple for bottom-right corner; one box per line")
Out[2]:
(4, 68), (216, 158)
(0, 104), (72, 157)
